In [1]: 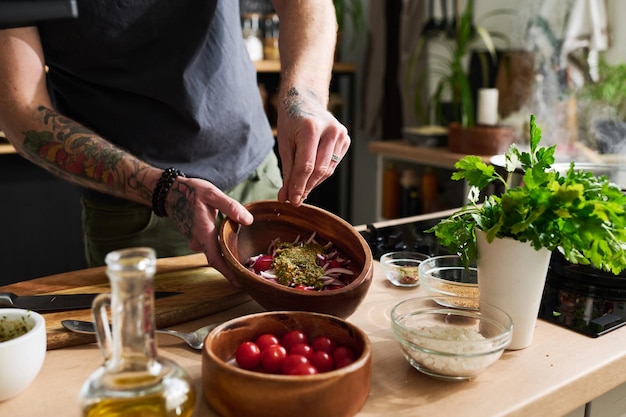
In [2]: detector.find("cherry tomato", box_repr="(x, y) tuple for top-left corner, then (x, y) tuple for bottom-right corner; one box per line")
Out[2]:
(311, 336), (336, 353)
(289, 343), (313, 358)
(260, 344), (287, 373)
(281, 354), (310, 375)
(335, 357), (355, 369)
(332, 346), (356, 364)
(235, 341), (261, 370)
(287, 362), (318, 375)
(294, 284), (308, 290)
(281, 330), (308, 350)
(255, 333), (280, 351)
(309, 350), (334, 373)
(253, 255), (273, 273)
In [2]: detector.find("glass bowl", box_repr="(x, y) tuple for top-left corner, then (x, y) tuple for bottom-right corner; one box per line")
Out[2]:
(419, 255), (478, 309)
(391, 296), (512, 381)
(380, 251), (431, 287)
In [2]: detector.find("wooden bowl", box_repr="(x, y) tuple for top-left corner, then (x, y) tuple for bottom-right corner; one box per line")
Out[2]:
(201, 311), (372, 417)
(219, 200), (373, 318)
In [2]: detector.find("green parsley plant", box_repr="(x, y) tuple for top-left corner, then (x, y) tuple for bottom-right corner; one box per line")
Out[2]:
(428, 115), (626, 274)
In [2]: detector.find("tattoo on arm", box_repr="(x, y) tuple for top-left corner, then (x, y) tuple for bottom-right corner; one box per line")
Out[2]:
(21, 106), (152, 200)
(168, 181), (196, 241)
(282, 87), (317, 118)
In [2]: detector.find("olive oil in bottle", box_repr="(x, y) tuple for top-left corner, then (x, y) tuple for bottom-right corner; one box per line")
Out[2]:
(82, 387), (195, 417)
(79, 247), (196, 417)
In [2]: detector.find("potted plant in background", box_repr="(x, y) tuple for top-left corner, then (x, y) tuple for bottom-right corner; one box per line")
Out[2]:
(333, 0), (364, 56)
(576, 59), (626, 155)
(406, 0), (517, 154)
(428, 115), (626, 349)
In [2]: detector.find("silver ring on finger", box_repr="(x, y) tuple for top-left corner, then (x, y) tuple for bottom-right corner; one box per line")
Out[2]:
(331, 154), (340, 163)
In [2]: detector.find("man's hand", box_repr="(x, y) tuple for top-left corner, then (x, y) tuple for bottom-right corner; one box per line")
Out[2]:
(166, 176), (254, 284)
(275, 87), (350, 206)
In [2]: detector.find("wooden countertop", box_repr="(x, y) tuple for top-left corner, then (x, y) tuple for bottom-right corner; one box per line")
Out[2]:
(2, 222), (626, 416)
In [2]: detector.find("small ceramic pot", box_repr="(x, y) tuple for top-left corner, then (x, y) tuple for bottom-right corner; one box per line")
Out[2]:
(447, 123), (515, 155)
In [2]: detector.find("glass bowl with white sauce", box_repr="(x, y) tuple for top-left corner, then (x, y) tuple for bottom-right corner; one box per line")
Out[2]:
(391, 296), (512, 381)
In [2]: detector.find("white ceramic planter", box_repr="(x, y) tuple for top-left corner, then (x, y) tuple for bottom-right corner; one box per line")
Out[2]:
(475, 229), (552, 350)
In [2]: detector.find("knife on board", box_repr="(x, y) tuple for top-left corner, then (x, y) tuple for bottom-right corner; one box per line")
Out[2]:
(0, 291), (180, 313)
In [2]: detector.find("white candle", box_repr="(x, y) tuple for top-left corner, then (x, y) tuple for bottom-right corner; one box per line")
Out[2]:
(477, 88), (499, 126)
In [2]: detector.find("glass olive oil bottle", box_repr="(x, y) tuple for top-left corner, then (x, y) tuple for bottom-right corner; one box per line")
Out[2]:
(79, 247), (195, 417)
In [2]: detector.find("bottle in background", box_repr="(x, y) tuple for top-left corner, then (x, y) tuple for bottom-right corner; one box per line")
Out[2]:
(382, 163), (399, 219)
(421, 167), (438, 213)
(263, 13), (280, 60)
(242, 13), (264, 61)
(399, 169), (420, 217)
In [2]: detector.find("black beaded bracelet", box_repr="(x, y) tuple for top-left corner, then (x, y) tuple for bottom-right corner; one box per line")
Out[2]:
(152, 167), (185, 217)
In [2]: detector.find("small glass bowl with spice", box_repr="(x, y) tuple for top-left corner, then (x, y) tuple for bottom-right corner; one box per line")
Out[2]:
(419, 255), (478, 309)
(380, 251), (430, 287)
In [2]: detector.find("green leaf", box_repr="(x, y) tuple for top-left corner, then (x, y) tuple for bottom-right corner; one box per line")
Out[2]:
(529, 114), (541, 154)
(451, 156), (500, 189)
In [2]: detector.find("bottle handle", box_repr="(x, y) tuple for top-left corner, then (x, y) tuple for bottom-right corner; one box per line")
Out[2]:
(92, 293), (112, 361)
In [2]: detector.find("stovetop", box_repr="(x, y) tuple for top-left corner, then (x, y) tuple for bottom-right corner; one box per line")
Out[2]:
(360, 217), (626, 338)
(359, 218), (447, 261)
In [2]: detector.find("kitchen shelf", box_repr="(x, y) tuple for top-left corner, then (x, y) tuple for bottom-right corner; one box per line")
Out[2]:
(0, 131), (15, 155)
(254, 60), (357, 74)
(368, 140), (494, 221)
(0, 143), (15, 155)
(368, 140), (492, 168)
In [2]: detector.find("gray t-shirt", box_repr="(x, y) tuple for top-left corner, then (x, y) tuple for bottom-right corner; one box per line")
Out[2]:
(37, 1), (274, 191)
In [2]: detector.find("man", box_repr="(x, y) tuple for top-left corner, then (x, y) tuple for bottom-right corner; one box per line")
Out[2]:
(0, 1), (350, 284)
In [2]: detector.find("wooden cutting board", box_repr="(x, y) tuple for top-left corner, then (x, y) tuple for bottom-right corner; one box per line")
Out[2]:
(0, 253), (250, 350)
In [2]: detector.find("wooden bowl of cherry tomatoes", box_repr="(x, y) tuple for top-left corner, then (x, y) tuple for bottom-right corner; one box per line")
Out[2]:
(202, 311), (371, 417)
(219, 200), (373, 319)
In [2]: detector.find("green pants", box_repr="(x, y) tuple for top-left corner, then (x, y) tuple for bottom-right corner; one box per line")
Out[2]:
(80, 152), (283, 267)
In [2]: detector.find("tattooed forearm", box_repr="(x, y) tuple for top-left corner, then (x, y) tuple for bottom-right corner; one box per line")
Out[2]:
(23, 106), (123, 184)
(21, 106), (151, 199)
(126, 159), (155, 202)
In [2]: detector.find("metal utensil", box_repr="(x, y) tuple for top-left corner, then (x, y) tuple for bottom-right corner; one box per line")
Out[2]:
(0, 291), (179, 313)
(61, 319), (216, 350)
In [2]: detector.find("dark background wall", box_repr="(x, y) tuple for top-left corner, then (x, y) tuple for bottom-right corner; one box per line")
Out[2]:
(0, 154), (87, 286)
